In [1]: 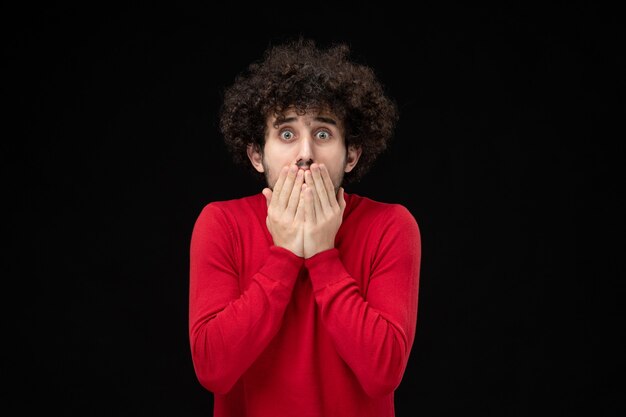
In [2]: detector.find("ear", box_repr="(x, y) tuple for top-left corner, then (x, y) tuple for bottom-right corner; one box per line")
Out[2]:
(246, 143), (265, 173)
(344, 145), (362, 173)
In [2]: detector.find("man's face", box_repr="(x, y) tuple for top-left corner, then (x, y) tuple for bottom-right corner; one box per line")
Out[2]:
(247, 108), (361, 191)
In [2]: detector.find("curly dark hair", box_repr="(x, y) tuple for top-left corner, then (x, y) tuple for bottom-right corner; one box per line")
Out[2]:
(218, 38), (399, 184)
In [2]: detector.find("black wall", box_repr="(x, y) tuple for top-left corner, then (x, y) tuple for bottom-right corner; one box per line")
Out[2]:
(4, 3), (624, 416)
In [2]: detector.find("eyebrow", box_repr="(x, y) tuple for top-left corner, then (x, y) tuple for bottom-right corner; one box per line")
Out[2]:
(275, 116), (338, 126)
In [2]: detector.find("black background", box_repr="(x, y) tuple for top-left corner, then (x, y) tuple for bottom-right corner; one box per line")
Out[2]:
(3, 3), (624, 416)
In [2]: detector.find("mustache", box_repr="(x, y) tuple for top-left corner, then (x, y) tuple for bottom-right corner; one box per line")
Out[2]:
(296, 159), (314, 169)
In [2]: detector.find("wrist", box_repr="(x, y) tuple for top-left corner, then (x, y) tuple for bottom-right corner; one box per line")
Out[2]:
(304, 244), (334, 259)
(275, 243), (304, 258)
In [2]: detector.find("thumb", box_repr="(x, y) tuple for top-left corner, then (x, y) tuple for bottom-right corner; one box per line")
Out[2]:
(262, 188), (272, 207)
(337, 187), (346, 211)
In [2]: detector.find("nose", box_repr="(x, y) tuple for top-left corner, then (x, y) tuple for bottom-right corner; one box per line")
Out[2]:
(295, 135), (314, 170)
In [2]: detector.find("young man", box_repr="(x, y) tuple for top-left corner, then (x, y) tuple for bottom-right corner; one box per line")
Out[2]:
(189, 38), (421, 417)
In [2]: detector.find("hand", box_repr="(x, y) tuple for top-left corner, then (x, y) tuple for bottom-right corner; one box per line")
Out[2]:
(262, 166), (305, 257)
(302, 163), (346, 259)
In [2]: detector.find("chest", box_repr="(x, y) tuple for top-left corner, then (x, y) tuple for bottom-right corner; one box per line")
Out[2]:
(234, 219), (378, 297)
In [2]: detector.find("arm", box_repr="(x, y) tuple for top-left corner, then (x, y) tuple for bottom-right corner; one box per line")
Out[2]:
(189, 204), (303, 395)
(305, 205), (421, 397)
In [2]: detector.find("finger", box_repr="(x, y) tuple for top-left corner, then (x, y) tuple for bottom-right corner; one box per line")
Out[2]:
(295, 184), (305, 223)
(286, 169), (304, 217)
(278, 165), (299, 209)
(311, 163), (331, 213)
(305, 170), (323, 219)
(320, 164), (339, 209)
(269, 166), (289, 209)
(303, 184), (315, 223)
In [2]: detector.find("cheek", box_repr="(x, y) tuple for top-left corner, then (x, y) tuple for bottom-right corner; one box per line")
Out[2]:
(332, 169), (345, 186)
(267, 170), (279, 188)
(261, 158), (284, 189)
(265, 147), (298, 172)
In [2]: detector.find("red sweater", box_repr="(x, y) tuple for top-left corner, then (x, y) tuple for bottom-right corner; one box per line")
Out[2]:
(189, 192), (421, 417)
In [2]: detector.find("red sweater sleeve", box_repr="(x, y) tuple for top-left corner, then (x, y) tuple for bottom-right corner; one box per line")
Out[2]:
(189, 204), (303, 394)
(304, 204), (421, 398)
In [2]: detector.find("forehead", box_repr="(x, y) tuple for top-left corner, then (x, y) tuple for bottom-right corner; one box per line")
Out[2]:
(268, 108), (343, 128)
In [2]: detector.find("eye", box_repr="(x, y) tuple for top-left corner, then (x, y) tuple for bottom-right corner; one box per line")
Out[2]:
(280, 130), (295, 141)
(316, 130), (331, 140)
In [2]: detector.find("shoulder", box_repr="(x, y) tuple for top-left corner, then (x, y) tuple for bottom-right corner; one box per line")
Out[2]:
(347, 193), (419, 230)
(200, 193), (263, 215)
(346, 194), (421, 254)
(195, 193), (264, 229)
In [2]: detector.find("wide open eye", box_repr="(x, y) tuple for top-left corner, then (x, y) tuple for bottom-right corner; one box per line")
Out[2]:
(316, 130), (330, 140)
(280, 130), (295, 141)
